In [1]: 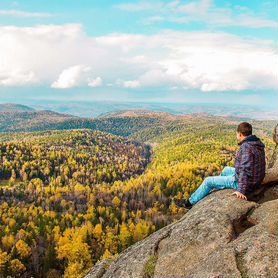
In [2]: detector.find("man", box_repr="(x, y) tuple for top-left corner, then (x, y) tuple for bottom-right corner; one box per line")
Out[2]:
(174, 122), (266, 209)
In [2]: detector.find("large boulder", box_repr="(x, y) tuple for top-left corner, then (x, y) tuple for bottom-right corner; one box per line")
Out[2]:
(85, 186), (278, 278)
(263, 123), (278, 184)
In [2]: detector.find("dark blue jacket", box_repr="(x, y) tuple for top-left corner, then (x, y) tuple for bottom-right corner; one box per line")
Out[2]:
(234, 135), (266, 195)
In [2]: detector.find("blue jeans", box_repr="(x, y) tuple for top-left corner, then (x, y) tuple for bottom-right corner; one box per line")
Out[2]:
(189, 166), (239, 205)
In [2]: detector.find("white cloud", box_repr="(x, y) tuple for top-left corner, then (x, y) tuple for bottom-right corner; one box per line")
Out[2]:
(88, 77), (103, 87)
(0, 24), (277, 92)
(0, 69), (38, 86)
(115, 2), (163, 12)
(51, 65), (102, 89)
(123, 80), (141, 88)
(0, 10), (53, 18)
(177, 0), (213, 15)
(117, 0), (277, 29)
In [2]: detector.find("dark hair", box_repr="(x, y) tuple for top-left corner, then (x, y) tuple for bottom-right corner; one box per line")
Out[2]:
(237, 122), (252, 136)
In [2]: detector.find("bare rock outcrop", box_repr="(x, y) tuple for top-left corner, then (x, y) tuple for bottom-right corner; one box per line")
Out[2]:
(262, 124), (278, 185)
(85, 184), (278, 278)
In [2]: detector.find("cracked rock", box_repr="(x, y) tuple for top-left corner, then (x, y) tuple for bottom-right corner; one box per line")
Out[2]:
(85, 186), (278, 278)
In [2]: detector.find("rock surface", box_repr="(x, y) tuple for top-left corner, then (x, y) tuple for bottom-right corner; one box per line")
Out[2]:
(85, 184), (278, 278)
(262, 124), (278, 186)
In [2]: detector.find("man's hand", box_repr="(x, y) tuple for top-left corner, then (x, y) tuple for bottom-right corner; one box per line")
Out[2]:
(231, 191), (247, 200)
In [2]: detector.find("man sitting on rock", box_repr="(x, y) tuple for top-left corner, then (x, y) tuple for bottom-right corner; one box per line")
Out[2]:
(174, 122), (266, 209)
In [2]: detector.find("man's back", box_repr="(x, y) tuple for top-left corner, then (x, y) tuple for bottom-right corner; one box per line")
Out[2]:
(235, 135), (266, 195)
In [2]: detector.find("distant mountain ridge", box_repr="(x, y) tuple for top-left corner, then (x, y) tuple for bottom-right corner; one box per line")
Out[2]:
(2, 101), (275, 119)
(0, 103), (35, 112)
(99, 109), (212, 120)
(0, 104), (276, 141)
(0, 105), (210, 134)
(99, 109), (176, 119)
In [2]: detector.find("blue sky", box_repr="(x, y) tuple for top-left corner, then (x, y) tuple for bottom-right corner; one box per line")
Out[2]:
(0, 0), (277, 108)
(1, 0), (277, 38)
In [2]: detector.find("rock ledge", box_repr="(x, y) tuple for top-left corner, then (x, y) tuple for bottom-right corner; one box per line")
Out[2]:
(85, 184), (278, 278)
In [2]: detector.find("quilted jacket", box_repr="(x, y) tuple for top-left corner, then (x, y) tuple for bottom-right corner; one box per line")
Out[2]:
(234, 135), (266, 195)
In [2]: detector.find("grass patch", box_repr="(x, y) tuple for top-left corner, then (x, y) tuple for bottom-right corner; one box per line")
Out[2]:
(0, 179), (11, 187)
(143, 255), (158, 278)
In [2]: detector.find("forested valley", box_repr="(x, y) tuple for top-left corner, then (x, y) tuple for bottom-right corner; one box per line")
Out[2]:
(0, 111), (275, 278)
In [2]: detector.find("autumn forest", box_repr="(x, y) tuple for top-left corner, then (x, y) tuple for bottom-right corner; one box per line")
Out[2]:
(0, 109), (275, 278)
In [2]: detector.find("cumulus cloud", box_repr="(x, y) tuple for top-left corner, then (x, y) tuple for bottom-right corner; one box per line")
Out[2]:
(88, 77), (103, 87)
(0, 24), (105, 88)
(52, 65), (93, 89)
(122, 80), (141, 88)
(51, 64), (102, 89)
(0, 24), (277, 92)
(0, 69), (38, 87)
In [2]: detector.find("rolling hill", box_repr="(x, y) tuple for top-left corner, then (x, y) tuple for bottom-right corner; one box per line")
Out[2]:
(1, 106), (276, 140)
(0, 110), (77, 132)
(0, 103), (35, 113)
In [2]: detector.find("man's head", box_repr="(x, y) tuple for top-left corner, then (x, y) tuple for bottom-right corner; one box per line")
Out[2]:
(236, 122), (252, 142)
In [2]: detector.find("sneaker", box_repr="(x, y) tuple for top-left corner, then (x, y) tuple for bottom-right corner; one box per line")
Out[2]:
(173, 197), (193, 209)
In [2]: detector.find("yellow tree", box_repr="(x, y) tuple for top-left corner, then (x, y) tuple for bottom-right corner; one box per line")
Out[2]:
(9, 259), (26, 277)
(119, 223), (132, 250)
(15, 240), (31, 259)
(93, 224), (103, 241)
(112, 196), (121, 208)
(0, 249), (10, 276)
(56, 229), (92, 278)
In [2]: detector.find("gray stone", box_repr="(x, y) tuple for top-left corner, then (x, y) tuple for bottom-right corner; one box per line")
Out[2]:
(85, 186), (278, 278)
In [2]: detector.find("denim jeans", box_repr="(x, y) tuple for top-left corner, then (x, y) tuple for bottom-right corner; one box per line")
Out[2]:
(189, 166), (239, 205)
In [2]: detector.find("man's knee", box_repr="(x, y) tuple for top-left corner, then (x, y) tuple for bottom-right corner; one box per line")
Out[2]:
(204, 177), (214, 188)
(221, 166), (234, 176)
(220, 167), (227, 175)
